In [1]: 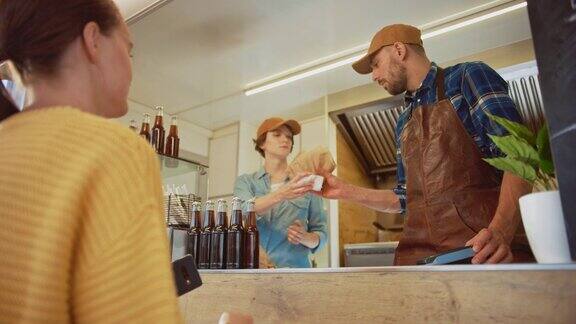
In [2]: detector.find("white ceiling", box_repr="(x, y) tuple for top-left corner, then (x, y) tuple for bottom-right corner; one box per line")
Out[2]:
(125, 0), (532, 130)
(114, 0), (161, 20)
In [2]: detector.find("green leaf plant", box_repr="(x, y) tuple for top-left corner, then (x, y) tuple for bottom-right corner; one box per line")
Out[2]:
(483, 113), (558, 192)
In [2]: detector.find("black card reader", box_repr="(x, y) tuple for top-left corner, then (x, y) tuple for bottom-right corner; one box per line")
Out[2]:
(417, 246), (475, 265)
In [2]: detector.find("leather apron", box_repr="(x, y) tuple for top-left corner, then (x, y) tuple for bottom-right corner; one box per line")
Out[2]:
(393, 68), (533, 265)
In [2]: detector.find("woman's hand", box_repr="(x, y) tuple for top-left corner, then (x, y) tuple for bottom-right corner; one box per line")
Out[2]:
(273, 172), (314, 202)
(287, 220), (319, 249)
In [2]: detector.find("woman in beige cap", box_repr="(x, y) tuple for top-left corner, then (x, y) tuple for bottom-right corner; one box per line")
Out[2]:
(234, 117), (328, 268)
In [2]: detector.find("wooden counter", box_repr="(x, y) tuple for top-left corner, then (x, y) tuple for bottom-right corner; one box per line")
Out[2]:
(178, 264), (576, 323)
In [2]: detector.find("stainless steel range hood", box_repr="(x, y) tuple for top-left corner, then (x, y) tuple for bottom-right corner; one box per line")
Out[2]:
(330, 65), (545, 180)
(330, 95), (406, 177)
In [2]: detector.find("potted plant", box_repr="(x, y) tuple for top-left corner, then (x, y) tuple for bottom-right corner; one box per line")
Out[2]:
(484, 113), (571, 263)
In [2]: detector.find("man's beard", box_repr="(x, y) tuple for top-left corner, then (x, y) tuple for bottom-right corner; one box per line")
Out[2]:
(386, 62), (408, 95)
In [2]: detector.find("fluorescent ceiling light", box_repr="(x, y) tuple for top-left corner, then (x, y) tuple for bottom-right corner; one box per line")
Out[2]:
(422, 2), (527, 39)
(245, 55), (362, 96)
(245, 1), (527, 96)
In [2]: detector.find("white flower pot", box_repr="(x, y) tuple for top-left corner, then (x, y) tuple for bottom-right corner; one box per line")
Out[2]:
(519, 191), (572, 263)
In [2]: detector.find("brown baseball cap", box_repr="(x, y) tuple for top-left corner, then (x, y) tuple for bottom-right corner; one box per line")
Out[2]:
(352, 24), (423, 75)
(256, 117), (301, 138)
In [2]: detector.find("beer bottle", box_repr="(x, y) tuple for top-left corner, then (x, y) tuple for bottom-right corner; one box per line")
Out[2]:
(198, 200), (215, 269)
(210, 199), (228, 269)
(226, 197), (244, 269)
(165, 116), (180, 158)
(139, 113), (151, 142)
(187, 201), (202, 266)
(151, 106), (165, 154)
(244, 198), (259, 269)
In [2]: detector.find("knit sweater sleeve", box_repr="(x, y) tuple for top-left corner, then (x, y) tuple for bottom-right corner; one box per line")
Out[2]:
(71, 130), (182, 324)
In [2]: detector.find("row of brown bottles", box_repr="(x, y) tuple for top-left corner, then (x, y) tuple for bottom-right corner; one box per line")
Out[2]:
(188, 198), (259, 269)
(138, 106), (180, 158)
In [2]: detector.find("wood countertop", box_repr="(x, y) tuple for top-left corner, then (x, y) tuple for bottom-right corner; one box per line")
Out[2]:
(197, 263), (576, 274)
(180, 263), (576, 323)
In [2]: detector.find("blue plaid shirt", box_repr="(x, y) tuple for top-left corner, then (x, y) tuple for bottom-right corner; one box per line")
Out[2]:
(393, 62), (523, 213)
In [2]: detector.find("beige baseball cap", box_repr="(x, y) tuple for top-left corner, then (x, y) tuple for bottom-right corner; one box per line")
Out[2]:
(352, 24), (423, 75)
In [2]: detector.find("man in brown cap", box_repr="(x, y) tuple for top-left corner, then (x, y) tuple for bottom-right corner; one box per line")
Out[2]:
(322, 24), (534, 265)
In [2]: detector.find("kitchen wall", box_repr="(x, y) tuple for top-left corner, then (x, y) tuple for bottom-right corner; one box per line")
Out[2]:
(336, 129), (378, 266)
(207, 123), (239, 200)
(237, 121), (261, 176)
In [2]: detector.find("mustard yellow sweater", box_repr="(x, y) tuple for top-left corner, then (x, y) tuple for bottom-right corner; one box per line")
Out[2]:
(0, 107), (182, 323)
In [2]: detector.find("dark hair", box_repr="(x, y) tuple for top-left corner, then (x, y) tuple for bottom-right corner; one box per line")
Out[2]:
(253, 131), (294, 158)
(0, 0), (121, 121)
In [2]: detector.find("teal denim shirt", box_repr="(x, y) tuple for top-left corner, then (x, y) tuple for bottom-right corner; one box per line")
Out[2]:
(233, 167), (328, 268)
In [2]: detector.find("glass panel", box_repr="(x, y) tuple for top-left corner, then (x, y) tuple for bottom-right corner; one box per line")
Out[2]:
(159, 154), (208, 201)
(159, 154), (203, 178)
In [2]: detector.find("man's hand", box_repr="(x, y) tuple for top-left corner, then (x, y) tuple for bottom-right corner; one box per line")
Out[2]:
(316, 173), (402, 213)
(287, 220), (319, 249)
(319, 173), (352, 200)
(466, 227), (513, 264)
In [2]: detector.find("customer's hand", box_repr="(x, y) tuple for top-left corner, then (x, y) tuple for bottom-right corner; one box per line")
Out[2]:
(218, 312), (254, 324)
(466, 227), (514, 264)
(274, 173), (314, 201)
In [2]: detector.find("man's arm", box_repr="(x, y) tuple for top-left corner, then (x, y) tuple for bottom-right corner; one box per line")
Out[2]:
(320, 173), (402, 213)
(461, 62), (533, 263)
(466, 171), (532, 263)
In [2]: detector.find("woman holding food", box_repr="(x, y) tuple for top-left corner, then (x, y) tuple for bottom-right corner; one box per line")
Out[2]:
(233, 117), (328, 268)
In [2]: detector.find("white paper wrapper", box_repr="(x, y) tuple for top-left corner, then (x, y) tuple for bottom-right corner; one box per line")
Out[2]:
(296, 174), (324, 191)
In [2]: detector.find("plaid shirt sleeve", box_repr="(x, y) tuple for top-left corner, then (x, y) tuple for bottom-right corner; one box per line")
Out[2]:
(461, 62), (523, 158)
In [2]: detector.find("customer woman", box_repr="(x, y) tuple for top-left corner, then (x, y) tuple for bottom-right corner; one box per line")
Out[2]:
(234, 117), (328, 268)
(0, 1), (181, 322)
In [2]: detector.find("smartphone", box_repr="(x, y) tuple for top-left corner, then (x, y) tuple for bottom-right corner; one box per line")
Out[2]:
(417, 246), (475, 265)
(172, 254), (202, 296)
